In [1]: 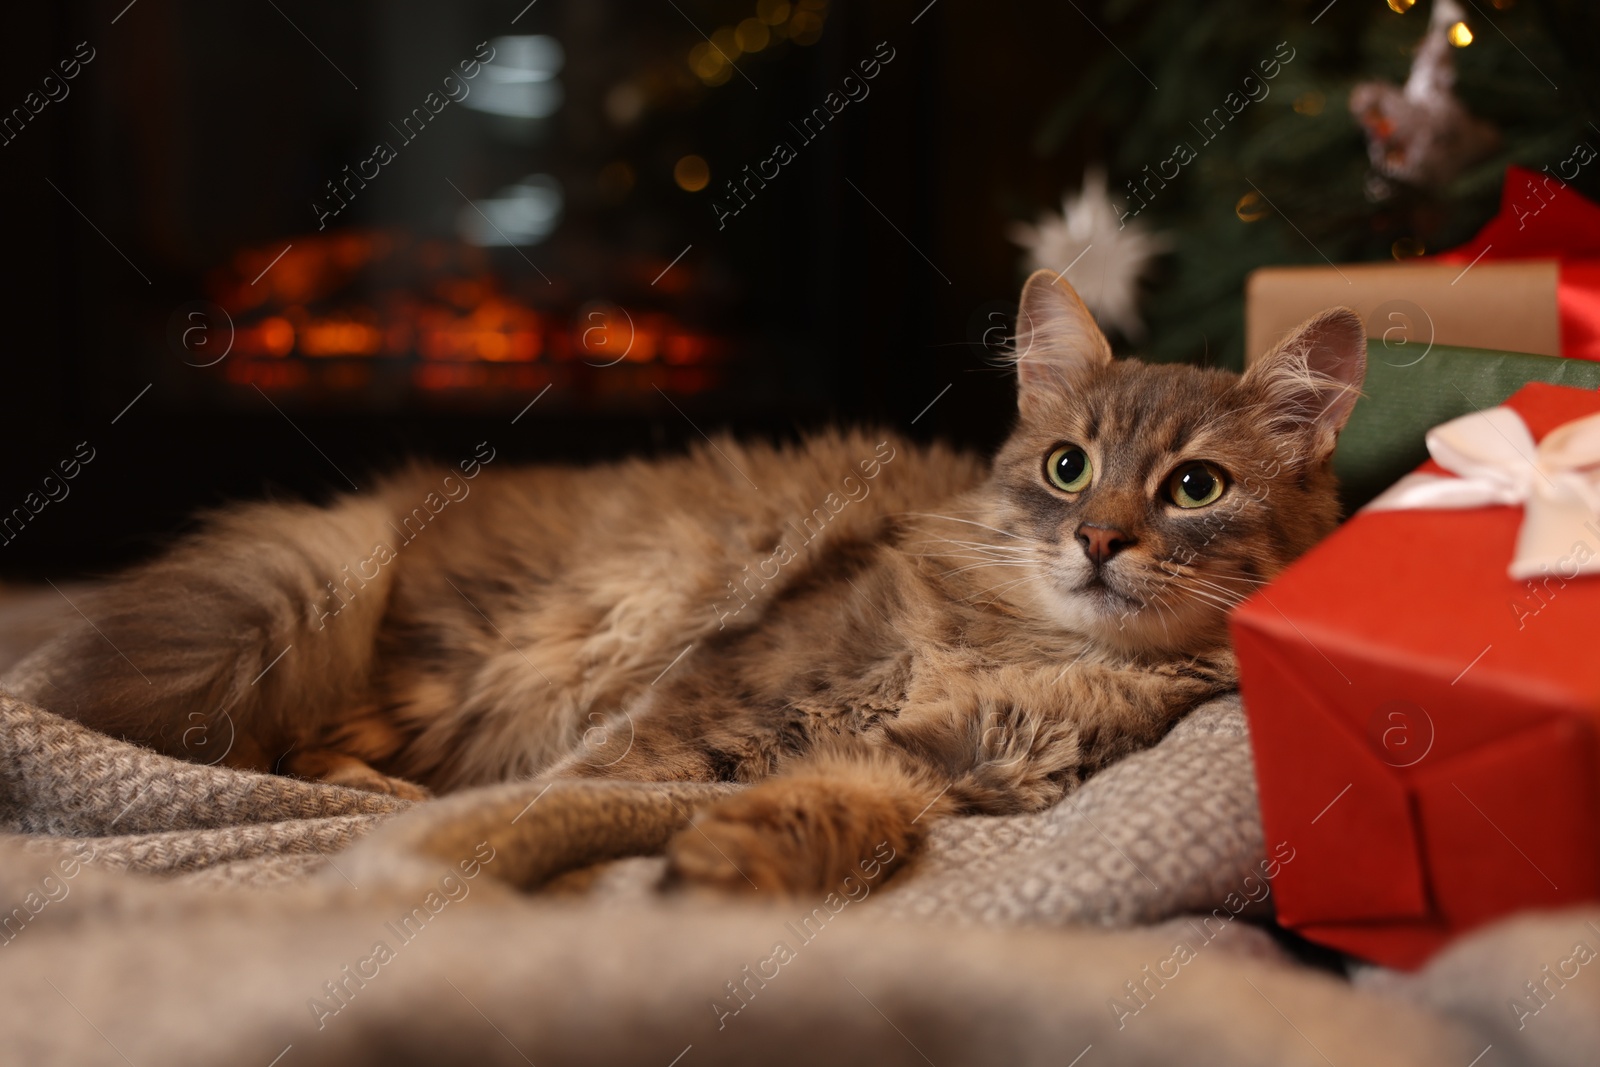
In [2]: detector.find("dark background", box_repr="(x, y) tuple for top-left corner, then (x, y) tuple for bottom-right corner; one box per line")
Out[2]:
(2, 0), (1106, 578)
(1, 0), (1591, 578)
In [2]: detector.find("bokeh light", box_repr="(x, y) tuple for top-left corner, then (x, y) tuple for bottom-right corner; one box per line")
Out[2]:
(674, 154), (711, 192)
(1391, 237), (1426, 259)
(1234, 191), (1269, 222)
(736, 18), (772, 53)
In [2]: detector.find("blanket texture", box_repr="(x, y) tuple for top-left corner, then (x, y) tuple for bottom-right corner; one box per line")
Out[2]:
(1, 687), (1593, 1066)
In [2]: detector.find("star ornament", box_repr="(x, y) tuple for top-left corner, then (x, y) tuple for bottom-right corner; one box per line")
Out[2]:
(1008, 168), (1171, 341)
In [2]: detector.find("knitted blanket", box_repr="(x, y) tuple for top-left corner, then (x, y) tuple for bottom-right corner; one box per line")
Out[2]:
(1, 689), (1593, 1065)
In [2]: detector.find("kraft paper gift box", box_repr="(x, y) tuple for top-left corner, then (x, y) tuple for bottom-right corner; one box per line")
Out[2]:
(1230, 381), (1600, 969)
(1246, 165), (1600, 367)
(1246, 259), (1562, 366)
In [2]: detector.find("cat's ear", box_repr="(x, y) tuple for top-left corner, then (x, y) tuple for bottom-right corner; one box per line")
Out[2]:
(1245, 307), (1367, 462)
(1012, 269), (1113, 406)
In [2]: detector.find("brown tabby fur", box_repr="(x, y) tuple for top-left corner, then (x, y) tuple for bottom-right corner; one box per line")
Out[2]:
(5, 273), (1366, 894)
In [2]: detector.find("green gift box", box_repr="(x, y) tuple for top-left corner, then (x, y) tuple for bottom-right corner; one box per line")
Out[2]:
(1333, 344), (1600, 513)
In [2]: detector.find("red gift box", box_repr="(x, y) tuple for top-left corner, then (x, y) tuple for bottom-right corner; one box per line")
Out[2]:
(1231, 382), (1600, 969)
(1437, 164), (1600, 362)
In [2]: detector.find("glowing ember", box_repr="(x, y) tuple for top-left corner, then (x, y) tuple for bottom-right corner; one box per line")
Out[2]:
(207, 229), (723, 401)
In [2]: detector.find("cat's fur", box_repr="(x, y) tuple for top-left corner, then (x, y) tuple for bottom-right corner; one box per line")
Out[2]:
(6, 273), (1366, 893)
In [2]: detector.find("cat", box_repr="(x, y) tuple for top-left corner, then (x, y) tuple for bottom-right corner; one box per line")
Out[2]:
(5, 271), (1366, 894)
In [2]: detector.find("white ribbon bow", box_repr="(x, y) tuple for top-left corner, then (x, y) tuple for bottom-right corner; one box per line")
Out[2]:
(1364, 406), (1600, 580)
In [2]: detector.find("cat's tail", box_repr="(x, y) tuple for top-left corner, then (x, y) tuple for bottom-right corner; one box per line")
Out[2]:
(2, 482), (421, 772)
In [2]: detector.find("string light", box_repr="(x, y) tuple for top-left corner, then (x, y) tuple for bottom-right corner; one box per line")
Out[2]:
(1293, 91), (1325, 116)
(688, 42), (732, 85)
(789, 0), (827, 45)
(1386, 0), (1415, 12)
(757, 0), (791, 25)
(1447, 21), (1473, 46)
(674, 155), (710, 192)
(685, 0), (830, 85)
(736, 17), (771, 52)
(710, 27), (742, 60)
(1235, 191), (1269, 222)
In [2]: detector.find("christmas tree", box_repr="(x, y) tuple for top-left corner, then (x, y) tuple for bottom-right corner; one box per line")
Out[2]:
(1019, 0), (1600, 370)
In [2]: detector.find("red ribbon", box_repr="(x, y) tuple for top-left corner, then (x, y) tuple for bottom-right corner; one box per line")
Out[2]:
(1436, 164), (1600, 361)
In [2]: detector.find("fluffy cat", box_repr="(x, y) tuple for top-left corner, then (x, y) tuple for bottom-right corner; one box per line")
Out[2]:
(6, 272), (1366, 894)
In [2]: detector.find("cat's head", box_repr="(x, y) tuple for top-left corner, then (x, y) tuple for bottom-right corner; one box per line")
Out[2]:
(986, 269), (1365, 655)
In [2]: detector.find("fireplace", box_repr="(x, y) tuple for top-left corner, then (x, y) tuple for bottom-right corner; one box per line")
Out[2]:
(124, 6), (855, 419)
(4, 0), (1100, 576)
(177, 228), (726, 412)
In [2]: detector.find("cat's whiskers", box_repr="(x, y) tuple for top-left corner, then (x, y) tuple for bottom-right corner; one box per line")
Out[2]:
(963, 571), (1047, 607)
(1188, 387), (1237, 447)
(1105, 566), (1227, 644)
(902, 544), (1036, 572)
(914, 546), (1035, 565)
(1160, 574), (1249, 615)
(1200, 570), (1271, 588)
(901, 533), (1037, 580)
(1149, 559), (1270, 606)
(940, 560), (1036, 579)
(901, 512), (1023, 541)
(1186, 576), (1258, 601)
(1169, 584), (1242, 611)
(1132, 585), (1177, 643)
(1178, 571), (1267, 604)
(920, 537), (1033, 556)
(902, 546), (1031, 562)
(965, 569), (1043, 596)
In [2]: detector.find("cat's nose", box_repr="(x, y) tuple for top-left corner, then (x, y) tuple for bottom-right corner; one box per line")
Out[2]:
(1076, 523), (1135, 565)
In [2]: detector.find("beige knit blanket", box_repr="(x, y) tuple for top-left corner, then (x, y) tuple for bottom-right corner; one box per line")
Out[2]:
(1, 689), (1593, 1066)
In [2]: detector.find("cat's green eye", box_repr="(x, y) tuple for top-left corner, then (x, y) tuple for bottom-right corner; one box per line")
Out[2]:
(1168, 461), (1226, 509)
(1046, 445), (1093, 493)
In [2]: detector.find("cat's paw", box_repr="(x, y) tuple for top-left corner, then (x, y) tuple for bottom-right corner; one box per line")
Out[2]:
(664, 801), (795, 894)
(956, 697), (1081, 814)
(1195, 649), (1240, 688)
(663, 768), (922, 895)
(1153, 652), (1239, 700)
(666, 782), (867, 894)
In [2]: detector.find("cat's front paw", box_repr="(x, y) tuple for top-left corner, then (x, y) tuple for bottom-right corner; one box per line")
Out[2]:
(663, 767), (923, 896)
(955, 697), (1081, 814)
(666, 783), (857, 894)
(665, 801), (796, 894)
(1153, 651), (1239, 701)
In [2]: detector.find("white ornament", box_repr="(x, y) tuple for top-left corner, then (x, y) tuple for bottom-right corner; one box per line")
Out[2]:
(1007, 167), (1171, 340)
(1349, 0), (1500, 194)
